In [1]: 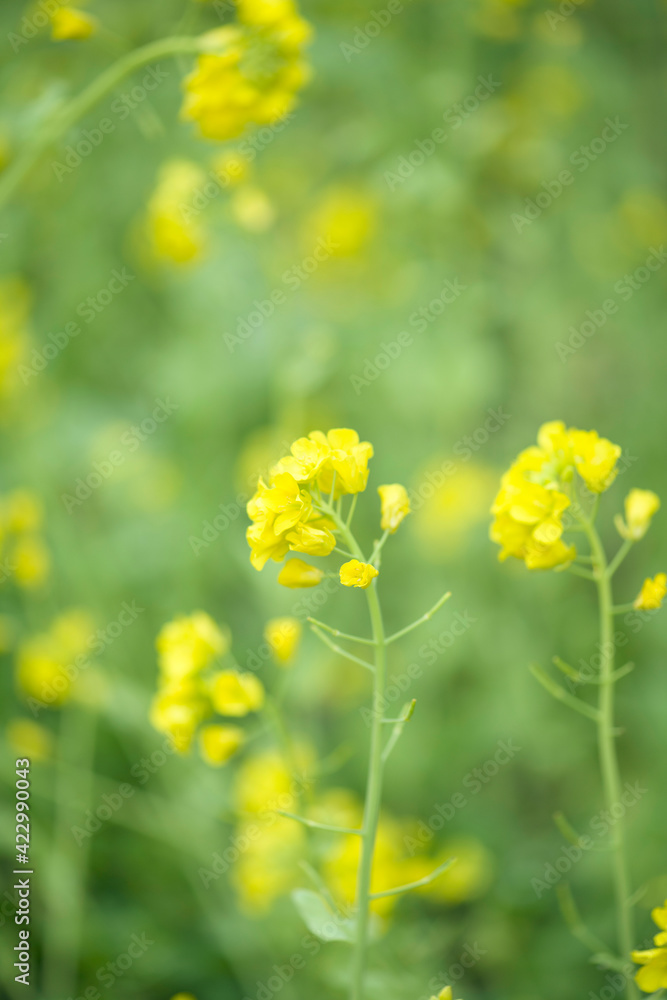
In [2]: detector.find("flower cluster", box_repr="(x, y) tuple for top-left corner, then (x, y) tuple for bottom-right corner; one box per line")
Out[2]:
(17, 609), (95, 707)
(632, 901), (667, 992)
(150, 611), (265, 762)
(491, 421), (622, 569)
(181, 0), (313, 141)
(1, 490), (50, 589)
(246, 428), (373, 571)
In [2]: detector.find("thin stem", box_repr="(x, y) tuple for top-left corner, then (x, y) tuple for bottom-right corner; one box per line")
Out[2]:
(351, 579), (386, 1000)
(567, 565), (598, 581)
(346, 494), (358, 529)
(607, 539), (634, 579)
(368, 857), (454, 901)
(385, 592), (452, 645)
(277, 810), (362, 836)
(581, 518), (637, 1000)
(612, 603), (636, 616)
(369, 530), (390, 567)
(309, 625), (375, 673)
(306, 617), (375, 645)
(0, 35), (206, 210)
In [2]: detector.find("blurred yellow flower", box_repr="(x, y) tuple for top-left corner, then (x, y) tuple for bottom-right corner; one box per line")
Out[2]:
(230, 186), (276, 232)
(150, 678), (211, 752)
(420, 838), (494, 904)
(378, 484), (410, 533)
(632, 900), (667, 992)
(634, 574), (667, 611)
(7, 718), (53, 762)
(339, 560), (378, 589)
(616, 489), (660, 541)
(199, 724), (245, 766)
(569, 429), (621, 493)
(264, 617), (302, 665)
(277, 558), (323, 588)
(211, 149), (249, 187)
(12, 535), (50, 589)
(16, 610), (94, 708)
(306, 188), (377, 257)
(210, 669), (265, 716)
(156, 612), (228, 679)
(0, 277), (31, 407)
(6, 490), (43, 533)
(412, 464), (495, 559)
(51, 7), (97, 41)
(146, 160), (207, 265)
(181, 0), (313, 141)
(233, 815), (305, 912)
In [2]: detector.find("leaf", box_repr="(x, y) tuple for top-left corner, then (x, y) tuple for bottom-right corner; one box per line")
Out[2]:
(291, 888), (356, 943)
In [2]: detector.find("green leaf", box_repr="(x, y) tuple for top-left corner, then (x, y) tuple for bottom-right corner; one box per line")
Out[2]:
(291, 889), (356, 943)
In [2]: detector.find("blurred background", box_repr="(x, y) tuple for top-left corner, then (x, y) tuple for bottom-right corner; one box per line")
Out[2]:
(0, 0), (666, 997)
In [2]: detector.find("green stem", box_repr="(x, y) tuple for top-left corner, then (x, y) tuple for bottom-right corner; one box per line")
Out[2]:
(351, 579), (386, 1000)
(315, 498), (387, 1000)
(42, 702), (97, 999)
(582, 520), (637, 1000)
(0, 35), (205, 211)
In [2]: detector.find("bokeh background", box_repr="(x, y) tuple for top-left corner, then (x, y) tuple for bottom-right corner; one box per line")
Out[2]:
(0, 0), (666, 998)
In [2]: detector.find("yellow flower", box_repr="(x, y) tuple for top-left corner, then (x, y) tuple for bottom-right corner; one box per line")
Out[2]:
(634, 574), (667, 611)
(305, 187), (377, 257)
(210, 670), (265, 716)
(246, 472), (335, 570)
(156, 612), (227, 679)
(430, 989), (460, 1000)
(568, 428), (621, 493)
(277, 558), (323, 588)
(170, 994), (197, 1000)
(146, 160), (207, 265)
(149, 679), (211, 752)
(378, 484), (410, 533)
(51, 7), (97, 41)
(420, 838), (494, 904)
(616, 489), (660, 541)
(199, 724), (245, 766)
(181, 2), (312, 142)
(15, 610), (93, 708)
(12, 535), (50, 588)
(5, 491), (43, 533)
(264, 617), (302, 665)
(7, 718), (53, 762)
(232, 815), (305, 912)
(632, 900), (667, 992)
(339, 559), (378, 589)
(211, 149), (249, 187)
(313, 429), (374, 498)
